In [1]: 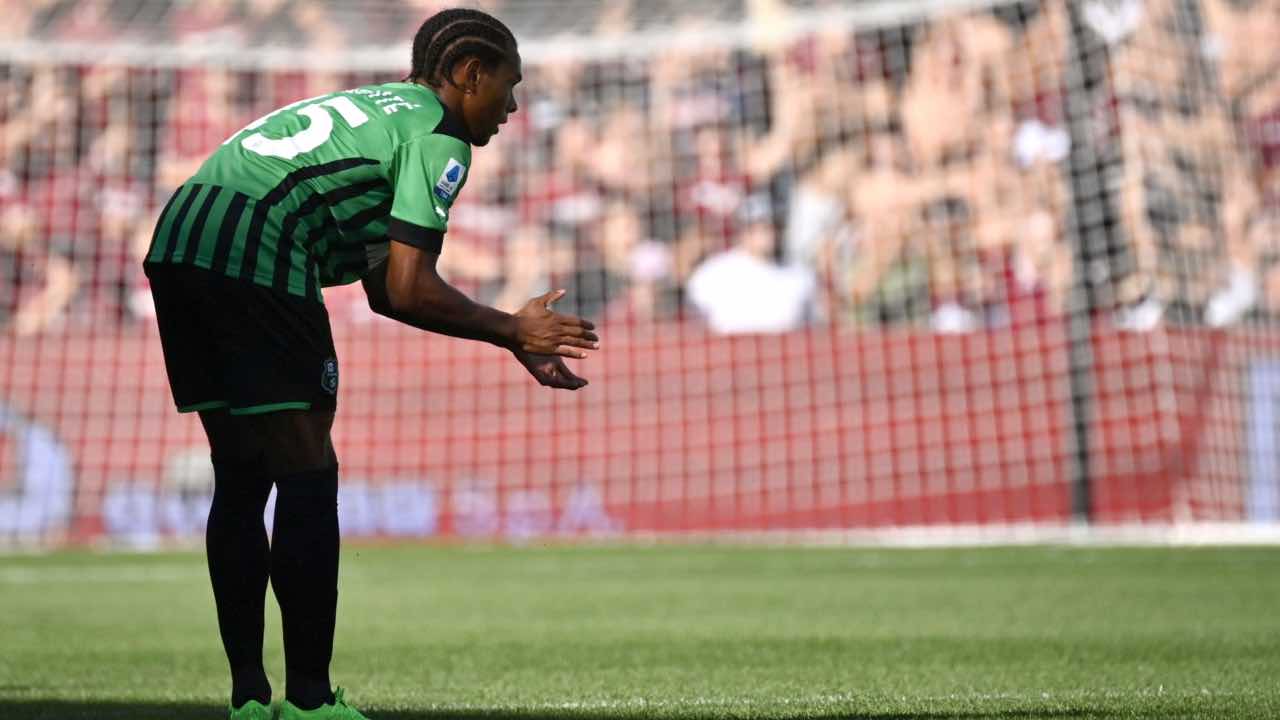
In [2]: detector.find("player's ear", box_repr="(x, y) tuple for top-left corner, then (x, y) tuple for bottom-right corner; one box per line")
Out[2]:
(459, 57), (483, 95)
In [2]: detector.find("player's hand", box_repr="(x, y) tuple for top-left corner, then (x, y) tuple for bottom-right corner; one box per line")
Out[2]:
(512, 289), (598, 359)
(513, 349), (589, 390)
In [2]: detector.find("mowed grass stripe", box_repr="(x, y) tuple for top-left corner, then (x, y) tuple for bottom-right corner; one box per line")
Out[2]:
(0, 545), (1276, 719)
(0, 565), (205, 584)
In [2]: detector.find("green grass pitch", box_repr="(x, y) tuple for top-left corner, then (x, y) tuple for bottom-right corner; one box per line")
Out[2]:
(0, 545), (1277, 719)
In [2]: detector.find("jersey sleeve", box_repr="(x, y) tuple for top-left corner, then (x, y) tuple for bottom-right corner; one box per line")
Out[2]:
(387, 134), (471, 253)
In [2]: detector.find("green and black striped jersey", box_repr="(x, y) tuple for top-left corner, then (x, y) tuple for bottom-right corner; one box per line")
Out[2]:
(144, 81), (472, 303)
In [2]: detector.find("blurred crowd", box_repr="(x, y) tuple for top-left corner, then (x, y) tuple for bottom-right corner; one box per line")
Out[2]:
(1, 0), (1278, 337)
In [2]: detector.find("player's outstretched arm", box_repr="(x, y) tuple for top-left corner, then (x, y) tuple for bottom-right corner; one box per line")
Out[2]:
(363, 240), (597, 387)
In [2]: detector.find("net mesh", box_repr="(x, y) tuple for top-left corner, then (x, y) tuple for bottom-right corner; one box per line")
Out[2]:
(1, 0), (1278, 545)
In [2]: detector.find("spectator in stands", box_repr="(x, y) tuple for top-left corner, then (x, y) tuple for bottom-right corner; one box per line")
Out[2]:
(844, 116), (927, 325)
(735, 14), (868, 188)
(686, 194), (815, 334)
(4, 0), (1274, 336)
(157, 68), (250, 193)
(1104, 0), (1185, 328)
(649, 12), (739, 134)
(1200, 0), (1280, 326)
(168, 0), (243, 46)
(1252, 211), (1280, 320)
(783, 145), (858, 322)
(290, 1), (346, 52)
(0, 198), (79, 336)
(605, 236), (676, 324)
(4, 66), (102, 326)
(1103, 0), (1272, 329)
(125, 214), (156, 320)
(1203, 109), (1263, 327)
(0, 0), (59, 42)
(5, 67), (79, 184)
(997, 0), (1069, 126)
(519, 60), (579, 137)
(734, 44), (813, 186)
(568, 199), (641, 321)
(975, 5), (1071, 327)
(589, 199), (678, 324)
(48, 0), (125, 43)
(587, 104), (657, 202)
(490, 224), (574, 315)
(999, 127), (1072, 326)
(898, 12), (1033, 331)
(673, 124), (751, 279)
(541, 114), (602, 227)
(1093, 0), (1264, 329)
(736, 14), (903, 323)
(243, 0), (307, 48)
(899, 17), (990, 173)
(775, 25), (900, 318)
(780, 55), (893, 261)
(919, 196), (989, 332)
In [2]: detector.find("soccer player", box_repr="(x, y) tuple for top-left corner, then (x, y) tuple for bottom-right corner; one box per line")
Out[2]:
(142, 9), (596, 720)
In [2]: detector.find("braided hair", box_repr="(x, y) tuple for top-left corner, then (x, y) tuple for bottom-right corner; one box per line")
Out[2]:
(406, 8), (518, 87)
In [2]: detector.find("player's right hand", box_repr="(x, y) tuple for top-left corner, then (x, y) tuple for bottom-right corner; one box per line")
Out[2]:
(512, 289), (598, 359)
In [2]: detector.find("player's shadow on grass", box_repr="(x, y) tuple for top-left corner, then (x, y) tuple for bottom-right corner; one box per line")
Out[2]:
(0, 700), (1117, 720)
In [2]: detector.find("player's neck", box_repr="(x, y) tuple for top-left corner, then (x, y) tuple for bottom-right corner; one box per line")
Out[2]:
(412, 79), (467, 123)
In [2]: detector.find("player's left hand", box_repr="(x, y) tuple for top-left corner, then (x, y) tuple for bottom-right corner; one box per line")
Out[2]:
(513, 350), (589, 390)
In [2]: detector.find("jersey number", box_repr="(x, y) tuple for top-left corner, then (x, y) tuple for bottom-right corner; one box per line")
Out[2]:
(234, 95), (369, 160)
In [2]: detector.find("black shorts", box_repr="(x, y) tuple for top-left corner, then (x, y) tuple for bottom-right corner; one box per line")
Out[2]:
(145, 263), (339, 416)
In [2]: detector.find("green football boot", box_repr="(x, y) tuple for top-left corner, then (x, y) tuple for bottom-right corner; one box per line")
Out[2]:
(228, 699), (273, 720)
(279, 688), (370, 720)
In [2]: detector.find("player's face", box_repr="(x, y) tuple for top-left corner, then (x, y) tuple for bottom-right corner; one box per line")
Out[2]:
(466, 54), (521, 146)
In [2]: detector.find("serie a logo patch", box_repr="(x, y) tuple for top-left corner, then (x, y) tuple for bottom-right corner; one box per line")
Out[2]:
(321, 358), (339, 395)
(433, 158), (466, 202)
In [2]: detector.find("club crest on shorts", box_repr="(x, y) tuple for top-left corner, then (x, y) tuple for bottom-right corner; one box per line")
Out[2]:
(433, 158), (466, 202)
(321, 358), (339, 395)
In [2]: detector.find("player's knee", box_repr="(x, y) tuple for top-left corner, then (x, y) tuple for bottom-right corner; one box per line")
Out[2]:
(272, 464), (339, 521)
(264, 411), (335, 472)
(221, 410), (334, 475)
(210, 454), (274, 513)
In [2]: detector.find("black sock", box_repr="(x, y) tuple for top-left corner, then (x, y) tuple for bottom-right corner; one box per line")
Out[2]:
(207, 456), (274, 708)
(271, 464), (340, 710)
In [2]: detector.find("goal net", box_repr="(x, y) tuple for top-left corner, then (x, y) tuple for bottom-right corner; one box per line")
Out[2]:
(1, 0), (1278, 546)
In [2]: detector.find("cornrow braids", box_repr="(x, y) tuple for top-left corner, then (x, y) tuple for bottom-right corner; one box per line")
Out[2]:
(407, 8), (517, 87)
